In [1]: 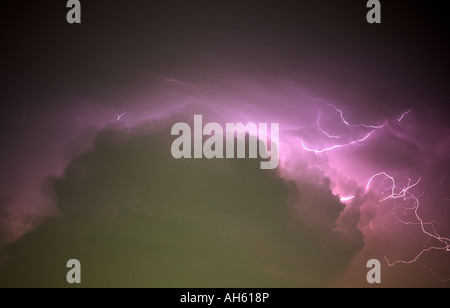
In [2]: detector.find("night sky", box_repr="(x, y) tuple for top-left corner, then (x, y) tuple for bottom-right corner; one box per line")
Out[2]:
(1, 0), (450, 287)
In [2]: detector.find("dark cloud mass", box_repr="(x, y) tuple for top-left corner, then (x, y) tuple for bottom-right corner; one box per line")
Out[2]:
(0, 118), (362, 287)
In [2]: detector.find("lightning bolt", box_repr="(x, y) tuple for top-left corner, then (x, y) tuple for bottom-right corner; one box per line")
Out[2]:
(300, 99), (390, 154)
(360, 170), (449, 282)
(340, 196), (355, 203)
(301, 131), (376, 154)
(365, 165), (449, 280)
(367, 174), (450, 264)
(398, 109), (412, 122)
(116, 111), (127, 121)
(298, 99), (450, 282)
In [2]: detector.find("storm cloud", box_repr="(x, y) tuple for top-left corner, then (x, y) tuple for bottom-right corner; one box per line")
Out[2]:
(0, 117), (363, 287)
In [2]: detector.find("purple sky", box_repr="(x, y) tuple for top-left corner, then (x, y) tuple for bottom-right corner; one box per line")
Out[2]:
(0, 0), (449, 287)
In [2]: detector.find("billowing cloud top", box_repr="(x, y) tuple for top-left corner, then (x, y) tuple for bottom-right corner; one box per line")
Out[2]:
(0, 117), (363, 287)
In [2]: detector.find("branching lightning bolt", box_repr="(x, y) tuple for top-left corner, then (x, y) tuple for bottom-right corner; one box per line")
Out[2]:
(298, 99), (450, 282)
(300, 100), (389, 153)
(301, 131), (376, 154)
(366, 172), (450, 281)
